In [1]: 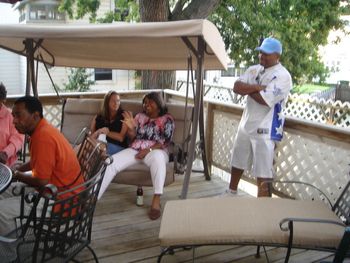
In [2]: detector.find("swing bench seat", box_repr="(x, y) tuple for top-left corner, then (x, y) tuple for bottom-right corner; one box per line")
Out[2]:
(61, 97), (193, 187)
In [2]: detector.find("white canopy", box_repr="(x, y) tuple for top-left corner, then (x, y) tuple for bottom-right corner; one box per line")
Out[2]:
(0, 19), (227, 70)
(0, 19), (228, 199)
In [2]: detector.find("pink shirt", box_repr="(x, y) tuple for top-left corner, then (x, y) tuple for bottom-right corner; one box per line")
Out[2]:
(0, 104), (24, 166)
(130, 112), (175, 151)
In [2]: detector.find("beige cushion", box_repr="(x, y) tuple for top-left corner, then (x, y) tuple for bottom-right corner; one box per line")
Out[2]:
(61, 98), (102, 144)
(159, 197), (344, 249)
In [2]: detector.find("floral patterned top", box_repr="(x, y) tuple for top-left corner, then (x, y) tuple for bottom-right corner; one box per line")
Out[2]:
(130, 112), (175, 152)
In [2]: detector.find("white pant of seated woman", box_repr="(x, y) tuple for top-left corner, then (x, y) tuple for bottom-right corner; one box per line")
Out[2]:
(98, 148), (169, 199)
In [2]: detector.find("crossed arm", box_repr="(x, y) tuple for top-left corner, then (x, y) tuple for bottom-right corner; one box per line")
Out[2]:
(233, 81), (268, 106)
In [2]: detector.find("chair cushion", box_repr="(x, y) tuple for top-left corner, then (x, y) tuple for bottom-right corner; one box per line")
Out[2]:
(159, 197), (345, 249)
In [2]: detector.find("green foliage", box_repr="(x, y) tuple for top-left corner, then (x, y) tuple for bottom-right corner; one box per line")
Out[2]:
(210, 0), (349, 85)
(59, 0), (349, 86)
(59, 68), (95, 92)
(97, 0), (139, 23)
(292, 83), (332, 94)
(59, 0), (139, 22)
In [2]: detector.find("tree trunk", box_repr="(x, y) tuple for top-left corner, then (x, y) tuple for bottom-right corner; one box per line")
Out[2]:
(139, 0), (174, 90)
(139, 0), (220, 90)
(141, 70), (176, 90)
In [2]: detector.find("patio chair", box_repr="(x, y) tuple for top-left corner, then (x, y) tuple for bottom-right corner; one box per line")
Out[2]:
(0, 152), (111, 263)
(76, 130), (108, 181)
(158, 179), (350, 263)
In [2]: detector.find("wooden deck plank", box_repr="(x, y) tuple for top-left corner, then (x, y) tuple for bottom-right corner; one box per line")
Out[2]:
(78, 172), (338, 263)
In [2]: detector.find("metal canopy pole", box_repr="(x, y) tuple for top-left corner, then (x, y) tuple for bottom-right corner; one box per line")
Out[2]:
(24, 38), (38, 97)
(181, 36), (209, 199)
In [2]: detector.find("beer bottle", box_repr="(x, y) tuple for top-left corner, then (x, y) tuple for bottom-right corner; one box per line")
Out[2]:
(136, 186), (144, 206)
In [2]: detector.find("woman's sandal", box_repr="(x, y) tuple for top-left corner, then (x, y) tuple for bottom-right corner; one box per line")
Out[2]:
(149, 207), (161, 220)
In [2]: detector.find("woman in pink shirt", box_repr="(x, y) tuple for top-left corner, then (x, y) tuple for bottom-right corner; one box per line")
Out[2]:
(0, 83), (24, 167)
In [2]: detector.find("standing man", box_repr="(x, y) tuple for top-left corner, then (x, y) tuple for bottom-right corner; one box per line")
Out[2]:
(0, 83), (24, 167)
(227, 37), (292, 197)
(0, 96), (83, 236)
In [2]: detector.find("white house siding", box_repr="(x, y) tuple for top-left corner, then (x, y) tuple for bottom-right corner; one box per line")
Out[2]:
(36, 65), (70, 94)
(319, 16), (350, 84)
(0, 49), (23, 95)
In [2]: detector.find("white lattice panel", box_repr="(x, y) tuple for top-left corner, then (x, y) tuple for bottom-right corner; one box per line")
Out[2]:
(178, 84), (350, 128)
(211, 110), (241, 169)
(43, 104), (62, 129)
(273, 130), (350, 203)
(211, 108), (350, 203)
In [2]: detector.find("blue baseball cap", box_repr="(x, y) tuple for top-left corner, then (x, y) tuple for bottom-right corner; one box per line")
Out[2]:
(255, 37), (282, 55)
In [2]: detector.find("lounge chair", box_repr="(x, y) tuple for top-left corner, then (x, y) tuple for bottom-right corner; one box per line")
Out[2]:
(158, 180), (350, 262)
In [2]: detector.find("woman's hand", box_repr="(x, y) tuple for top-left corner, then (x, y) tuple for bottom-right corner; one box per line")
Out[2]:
(135, 148), (150, 160)
(92, 127), (109, 138)
(122, 111), (136, 130)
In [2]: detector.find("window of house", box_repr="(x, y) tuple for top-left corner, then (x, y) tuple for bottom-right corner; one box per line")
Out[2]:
(221, 67), (235, 77)
(95, 69), (113, 81)
(27, 4), (65, 21)
(221, 66), (246, 77)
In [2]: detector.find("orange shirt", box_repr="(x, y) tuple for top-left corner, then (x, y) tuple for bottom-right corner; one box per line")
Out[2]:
(29, 119), (83, 195)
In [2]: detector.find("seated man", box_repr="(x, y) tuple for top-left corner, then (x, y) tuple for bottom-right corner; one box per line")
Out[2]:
(0, 82), (24, 167)
(0, 96), (83, 236)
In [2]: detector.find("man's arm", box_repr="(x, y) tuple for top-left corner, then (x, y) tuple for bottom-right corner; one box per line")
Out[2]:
(1, 119), (25, 164)
(233, 81), (265, 95)
(234, 81), (268, 106)
(249, 92), (269, 106)
(13, 170), (49, 188)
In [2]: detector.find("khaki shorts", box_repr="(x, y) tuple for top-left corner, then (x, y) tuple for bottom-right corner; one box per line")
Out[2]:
(231, 127), (275, 178)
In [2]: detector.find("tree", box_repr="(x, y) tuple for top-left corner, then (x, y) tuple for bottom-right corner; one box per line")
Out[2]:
(210, 0), (350, 85)
(59, 68), (95, 92)
(59, 0), (221, 89)
(60, 0), (350, 86)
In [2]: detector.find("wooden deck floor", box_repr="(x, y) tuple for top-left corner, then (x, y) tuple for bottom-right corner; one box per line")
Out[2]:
(78, 172), (339, 263)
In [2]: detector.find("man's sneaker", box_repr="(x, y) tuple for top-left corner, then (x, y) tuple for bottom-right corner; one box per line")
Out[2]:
(218, 189), (246, 197)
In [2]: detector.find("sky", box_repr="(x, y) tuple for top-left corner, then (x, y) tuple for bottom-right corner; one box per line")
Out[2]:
(0, 3), (18, 24)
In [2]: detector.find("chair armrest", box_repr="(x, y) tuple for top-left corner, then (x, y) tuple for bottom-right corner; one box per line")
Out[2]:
(73, 127), (90, 148)
(0, 236), (17, 243)
(272, 180), (333, 207)
(279, 217), (345, 231)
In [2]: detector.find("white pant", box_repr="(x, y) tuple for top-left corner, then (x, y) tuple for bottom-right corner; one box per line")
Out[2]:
(231, 127), (275, 178)
(98, 148), (169, 199)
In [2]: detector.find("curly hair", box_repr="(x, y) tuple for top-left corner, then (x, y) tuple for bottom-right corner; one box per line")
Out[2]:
(142, 92), (168, 116)
(0, 82), (7, 101)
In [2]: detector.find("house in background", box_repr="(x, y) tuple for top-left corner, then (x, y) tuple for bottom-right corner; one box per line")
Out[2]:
(319, 15), (350, 85)
(0, 0), (136, 95)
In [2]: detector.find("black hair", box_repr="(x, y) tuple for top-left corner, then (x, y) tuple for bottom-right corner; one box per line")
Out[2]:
(14, 96), (43, 118)
(0, 82), (7, 100)
(142, 92), (168, 116)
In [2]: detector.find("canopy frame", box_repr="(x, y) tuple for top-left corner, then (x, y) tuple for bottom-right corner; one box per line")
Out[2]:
(0, 20), (229, 198)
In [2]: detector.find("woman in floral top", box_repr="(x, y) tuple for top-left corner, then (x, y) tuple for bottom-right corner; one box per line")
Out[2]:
(98, 92), (175, 220)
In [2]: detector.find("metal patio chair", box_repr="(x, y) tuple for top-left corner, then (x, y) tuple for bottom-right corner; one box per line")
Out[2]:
(0, 152), (111, 263)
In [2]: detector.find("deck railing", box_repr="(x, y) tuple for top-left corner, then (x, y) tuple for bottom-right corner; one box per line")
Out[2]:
(6, 89), (350, 204)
